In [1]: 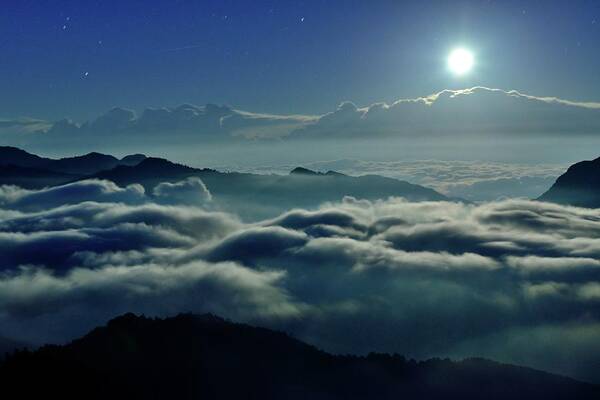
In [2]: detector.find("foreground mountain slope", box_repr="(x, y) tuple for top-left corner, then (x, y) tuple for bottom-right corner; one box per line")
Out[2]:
(538, 156), (600, 207)
(0, 336), (27, 360)
(1, 313), (597, 400)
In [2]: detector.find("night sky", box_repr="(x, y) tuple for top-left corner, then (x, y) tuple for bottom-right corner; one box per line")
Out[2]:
(2, 0), (600, 121)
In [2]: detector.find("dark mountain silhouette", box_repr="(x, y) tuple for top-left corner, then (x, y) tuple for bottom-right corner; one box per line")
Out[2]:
(290, 166), (320, 175)
(0, 146), (49, 168)
(88, 157), (208, 187)
(0, 146), (147, 177)
(538, 156), (600, 207)
(0, 336), (27, 360)
(0, 147), (451, 219)
(290, 167), (347, 177)
(90, 159), (445, 201)
(49, 152), (125, 174)
(86, 160), (449, 219)
(1, 313), (597, 399)
(0, 164), (79, 189)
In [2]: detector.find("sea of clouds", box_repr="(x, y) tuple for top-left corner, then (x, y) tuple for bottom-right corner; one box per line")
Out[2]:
(236, 159), (566, 200)
(0, 178), (599, 383)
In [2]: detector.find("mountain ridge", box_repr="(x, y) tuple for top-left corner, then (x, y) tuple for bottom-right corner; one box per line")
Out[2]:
(1, 312), (597, 399)
(0, 146), (148, 175)
(1, 147), (453, 219)
(83, 156), (450, 219)
(538, 156), (600, 207)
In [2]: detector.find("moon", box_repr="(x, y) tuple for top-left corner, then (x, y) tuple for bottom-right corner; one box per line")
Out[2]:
(448, 48), (474, 75)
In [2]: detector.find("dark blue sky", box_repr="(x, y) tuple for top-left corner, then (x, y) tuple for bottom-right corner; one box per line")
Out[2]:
(2, 0), (599, 120)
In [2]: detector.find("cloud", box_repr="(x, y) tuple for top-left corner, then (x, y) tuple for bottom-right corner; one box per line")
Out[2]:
(23, 104), (317, 146)
(291, 86), (600, 139)
(220, 110), (317, 139)
(0, 261), (302, 344)
(0, 182), (600, 382)
(153, 177), (212, 205)
(0, 223), (196, 271)
(3, 87), (599, 149)
(202, 226), (309, 264)
(0, 179), (145, 211)
(0, 118), (52, 138)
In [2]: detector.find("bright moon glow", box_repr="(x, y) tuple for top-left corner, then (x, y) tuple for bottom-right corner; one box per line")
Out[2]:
(448, 48), (474, 75)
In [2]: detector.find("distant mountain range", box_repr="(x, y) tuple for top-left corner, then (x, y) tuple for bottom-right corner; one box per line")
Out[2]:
(0, 147), (449, 218)
(0, 146), (146, 188)
(0, 146), (145, 174)
(538, 156), (600, 207)
(89, 157), (448, 217)
(1, 313), (597, 399)
(4, 147), (600, 212)
(0, 164), (79, 189)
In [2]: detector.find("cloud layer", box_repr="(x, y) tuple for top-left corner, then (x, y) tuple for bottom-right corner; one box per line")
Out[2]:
(0, 180), (599, 383)
(241, 159), (566, 200)
(3, 87), (600, 148)
(292, 87), (600, 139)
(15, 104), (316, 146)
